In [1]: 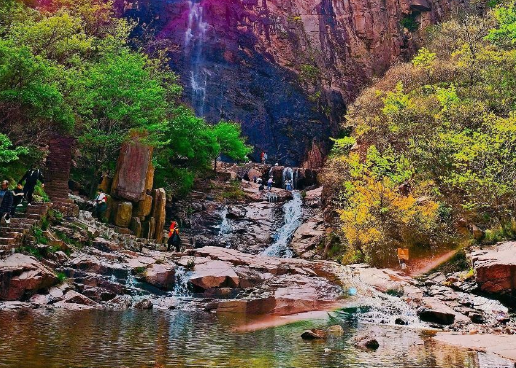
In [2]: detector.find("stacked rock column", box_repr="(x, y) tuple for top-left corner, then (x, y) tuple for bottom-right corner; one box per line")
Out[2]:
(108, 135), (166, 242)
(44, 135), (79, 216)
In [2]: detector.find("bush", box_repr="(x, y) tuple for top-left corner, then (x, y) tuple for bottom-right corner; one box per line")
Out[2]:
(323, 7), (516, 265)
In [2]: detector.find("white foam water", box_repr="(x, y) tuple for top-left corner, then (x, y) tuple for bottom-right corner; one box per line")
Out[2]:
(262, 191), (303, 258)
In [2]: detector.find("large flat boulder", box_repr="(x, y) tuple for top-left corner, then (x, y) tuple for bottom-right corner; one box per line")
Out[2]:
(0, 254), (57, 301)
(144, 263), (175, 290)
(189, 259), (240, 290)
(470, 242), (516, 294)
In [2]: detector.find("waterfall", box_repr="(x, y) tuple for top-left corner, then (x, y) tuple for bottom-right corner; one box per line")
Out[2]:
(262, 191), (303, 258)
(218, 206), (232, 236)
(185, 0), (208, 116)
(173, 266), (192, 297)
(282, 167), (293, 189)
(124, 272), (144, 296)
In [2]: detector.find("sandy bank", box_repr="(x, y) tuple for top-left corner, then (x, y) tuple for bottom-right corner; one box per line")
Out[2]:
(434, 333), (516, 362)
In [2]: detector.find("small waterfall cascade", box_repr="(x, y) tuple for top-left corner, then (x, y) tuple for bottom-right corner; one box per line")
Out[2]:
(282, 167), (293, 189)
(173, 266), (192, 297)
(124, 272), (145, 296)
(184, 0), (209, 116)
(218, 206), (232, 236)
(262, 191), (303, 258)
(293, 168), (299, 190)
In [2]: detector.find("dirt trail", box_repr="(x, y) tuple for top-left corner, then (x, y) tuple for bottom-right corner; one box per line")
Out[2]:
(407, 249), (459, 277)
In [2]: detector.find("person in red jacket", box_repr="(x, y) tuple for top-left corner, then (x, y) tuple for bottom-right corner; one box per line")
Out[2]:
(167, 221), (181, 252)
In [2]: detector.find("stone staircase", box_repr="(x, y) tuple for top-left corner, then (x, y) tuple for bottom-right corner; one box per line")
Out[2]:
(0, 203), (51, 257)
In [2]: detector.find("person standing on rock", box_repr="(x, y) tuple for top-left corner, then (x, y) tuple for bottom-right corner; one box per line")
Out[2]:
(167, 221), (181, 252)
(263, 152), (268, 164)
(267, 177), (274, 191)
(18, 167), (44, 205)
(0, 180), (13, 224)
(94, 189), (108, 222)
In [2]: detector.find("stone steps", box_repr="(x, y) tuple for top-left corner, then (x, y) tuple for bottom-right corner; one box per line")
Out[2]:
(0, 202), (51, 257)
(0, 237), (17, 246)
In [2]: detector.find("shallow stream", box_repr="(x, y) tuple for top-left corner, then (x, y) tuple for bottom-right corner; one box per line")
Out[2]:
(0, 309), (513, 368)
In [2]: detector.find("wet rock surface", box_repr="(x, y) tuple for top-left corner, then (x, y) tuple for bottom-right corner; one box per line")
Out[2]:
(1, 181), (515, 348)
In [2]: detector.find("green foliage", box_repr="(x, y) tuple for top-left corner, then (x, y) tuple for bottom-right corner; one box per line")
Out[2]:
(212, 121), (252, 163)
(32, 226), (49, 245)
(324, 6), (516, 265)
(0, 134), (28, 177)
(0, 134), (27, 163)
(299, 64), (320, 84)
(0, 0), (250, 198)
(153, 107), (250, 195)
(401, 14), (419, 32)
(0, 39), (74, 133)
(56, 272), (67, 283)
(486, 4), (516, 46)
(412, 47), (436, 70)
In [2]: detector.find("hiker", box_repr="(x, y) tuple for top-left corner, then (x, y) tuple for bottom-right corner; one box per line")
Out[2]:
(167, 221), (181, 252)
(260, 151), (265, 164)
(11, 183), (24, 216)
(0, 180), (13, 225)
(18, 167), (44, 205)
(94, 189), (108, 222)
(285, 180), (293, 191)
(267, 177), (274, 191)
(262, 152), (268, 164)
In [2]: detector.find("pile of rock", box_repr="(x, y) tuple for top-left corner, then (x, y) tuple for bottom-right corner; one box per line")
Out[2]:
(99, 137), (167, 242)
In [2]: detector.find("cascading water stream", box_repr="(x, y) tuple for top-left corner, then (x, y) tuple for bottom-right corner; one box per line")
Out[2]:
(282, 167), (293, 189)
(218, 206), (233, 248)
(173, 266), (192, 298)
(185, 0), (208, 116)
(218, 206), (232, 236)
(262, 191), (303, 258)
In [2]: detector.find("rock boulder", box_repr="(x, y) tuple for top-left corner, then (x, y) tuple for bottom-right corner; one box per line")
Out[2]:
(114, 201), (133, 228)
(189, 260), (240, 290)
(144, 263), (175, 290)
(471, 242), (516, 295)
(111, 138), (153, 202)
(0, 254), (57, 301)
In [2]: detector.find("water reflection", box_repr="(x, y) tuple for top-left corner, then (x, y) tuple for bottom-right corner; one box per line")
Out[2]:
(0, 309), (513, 368)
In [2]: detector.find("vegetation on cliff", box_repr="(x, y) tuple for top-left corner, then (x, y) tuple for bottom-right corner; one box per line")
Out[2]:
(324, 3), (516, 266)
(0, 0), (250, 195)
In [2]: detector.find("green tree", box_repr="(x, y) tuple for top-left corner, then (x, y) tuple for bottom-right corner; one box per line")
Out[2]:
(212, 122), (252, 171)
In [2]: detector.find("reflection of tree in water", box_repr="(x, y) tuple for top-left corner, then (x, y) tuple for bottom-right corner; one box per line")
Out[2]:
(0, 310), (512, 367)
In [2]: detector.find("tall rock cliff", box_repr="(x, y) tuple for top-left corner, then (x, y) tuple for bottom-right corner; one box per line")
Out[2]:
(115, 0), (465, 166)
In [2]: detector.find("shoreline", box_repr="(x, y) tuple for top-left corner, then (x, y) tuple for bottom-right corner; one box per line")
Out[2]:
(433, 332), (516, 362)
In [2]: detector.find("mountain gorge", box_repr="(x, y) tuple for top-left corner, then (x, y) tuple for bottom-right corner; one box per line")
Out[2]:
(114, 0), (466, 166)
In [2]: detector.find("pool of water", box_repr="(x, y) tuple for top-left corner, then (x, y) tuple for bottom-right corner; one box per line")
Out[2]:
(0, 309), (513, 368)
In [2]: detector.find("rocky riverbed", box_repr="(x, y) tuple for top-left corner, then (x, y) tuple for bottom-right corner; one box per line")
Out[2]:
(1, 179), (515, 363)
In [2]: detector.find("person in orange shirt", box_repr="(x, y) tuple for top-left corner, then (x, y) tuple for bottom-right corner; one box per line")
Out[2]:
(167, 221), (181, 252)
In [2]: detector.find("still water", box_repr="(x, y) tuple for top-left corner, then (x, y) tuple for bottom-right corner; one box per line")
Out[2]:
(0, 309), (513, 368)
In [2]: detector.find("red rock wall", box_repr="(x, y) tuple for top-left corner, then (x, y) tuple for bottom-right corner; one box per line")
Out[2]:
(116, 0), (465, 166)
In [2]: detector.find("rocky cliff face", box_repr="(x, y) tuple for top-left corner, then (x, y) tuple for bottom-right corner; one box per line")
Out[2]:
(115, 0), (465, 166)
